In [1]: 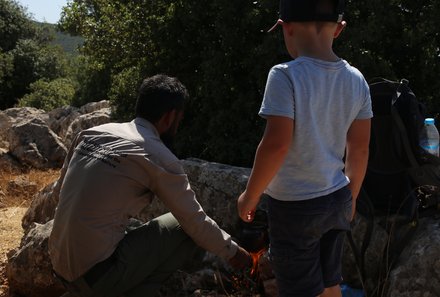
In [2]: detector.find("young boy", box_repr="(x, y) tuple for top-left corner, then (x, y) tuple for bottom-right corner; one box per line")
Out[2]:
(237, 0), (372, 296)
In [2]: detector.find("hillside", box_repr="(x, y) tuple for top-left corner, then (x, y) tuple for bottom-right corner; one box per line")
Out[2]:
(35, 22), (84, 54)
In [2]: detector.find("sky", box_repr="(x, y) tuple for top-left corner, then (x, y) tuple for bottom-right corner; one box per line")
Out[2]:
(15, 0), (70, 24)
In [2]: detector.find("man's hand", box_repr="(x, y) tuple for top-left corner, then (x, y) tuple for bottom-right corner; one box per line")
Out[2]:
(237, 191), (260, 222)
(228, 246), (252, 270)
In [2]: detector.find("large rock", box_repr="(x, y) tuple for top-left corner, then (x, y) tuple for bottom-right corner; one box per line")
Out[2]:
(182, 158), (250, 233)
(0, 107), (48, 150)
(48, 101), (110, 145)
(47, 105), (81, 140)
(64, 107), (111, 148)
(22, 181), (58, 232)
(79, 100), (110, 114)
(6, 220), (65, 297)
(387, 215), (440, 297)
(8, 118), (67, 169)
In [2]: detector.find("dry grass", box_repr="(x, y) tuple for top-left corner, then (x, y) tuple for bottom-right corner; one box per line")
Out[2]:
(0, 168), (59, 297)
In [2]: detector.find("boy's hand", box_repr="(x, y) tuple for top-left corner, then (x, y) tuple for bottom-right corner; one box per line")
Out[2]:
(228, 246), (252, 270)
(237, 191), (260, 222)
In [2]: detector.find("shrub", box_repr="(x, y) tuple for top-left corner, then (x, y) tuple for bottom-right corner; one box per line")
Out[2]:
(18, 78), (75, 111)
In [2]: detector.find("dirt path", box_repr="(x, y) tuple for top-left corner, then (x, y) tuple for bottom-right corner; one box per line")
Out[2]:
(0, 168), (59, 297)
(0, 207), (27, 297)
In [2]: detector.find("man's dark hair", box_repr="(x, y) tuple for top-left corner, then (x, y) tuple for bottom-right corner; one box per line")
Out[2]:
(135, 74), (188, 123)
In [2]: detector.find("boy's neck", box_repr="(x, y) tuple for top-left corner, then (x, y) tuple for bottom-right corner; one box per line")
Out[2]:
(296, 49), (340, 62)
(284, 21), (345, 62)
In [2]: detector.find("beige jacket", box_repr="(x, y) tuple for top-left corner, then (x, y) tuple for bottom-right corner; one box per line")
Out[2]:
(49, 118), (238, 281)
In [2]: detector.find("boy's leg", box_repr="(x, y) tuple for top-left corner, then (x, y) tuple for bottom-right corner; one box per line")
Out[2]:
(319, 187), (352, 297)
(267, 186), (352, 297)
(89, 212), (203, 297)
(320, 285), (342, 297)
(267, 196), (326, 297)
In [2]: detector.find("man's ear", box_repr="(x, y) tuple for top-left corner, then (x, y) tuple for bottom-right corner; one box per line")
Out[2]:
(162, 109), (177, 127)
(155, 109), (177, 134)
(334, 21), (346, 39)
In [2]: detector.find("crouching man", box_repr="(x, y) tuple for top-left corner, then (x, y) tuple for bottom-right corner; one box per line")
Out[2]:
(49, 74), (251, 297)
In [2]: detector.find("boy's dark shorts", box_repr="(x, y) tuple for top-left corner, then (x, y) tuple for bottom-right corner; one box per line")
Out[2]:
(267, 186), (352, 297)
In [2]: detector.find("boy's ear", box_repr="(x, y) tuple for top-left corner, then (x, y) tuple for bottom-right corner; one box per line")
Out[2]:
(334, 21), (347, 39)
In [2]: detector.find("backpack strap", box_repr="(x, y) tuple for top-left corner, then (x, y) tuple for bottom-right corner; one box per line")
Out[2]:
(390, 80), (419, 168)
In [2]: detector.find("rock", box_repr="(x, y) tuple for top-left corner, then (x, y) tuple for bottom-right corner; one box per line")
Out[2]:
(1, 107), (48, 150)
(22, 181), (58, 231)
(386, 215), (440, 297)
(64, 107), (111, 148)
(47, 105), (81, 140)
(8, 118), (67, 169)
(181, 158), (250, 234)
(6, 220), (64, 297)
(0, 148), (22, 173)
(0, 111), (11, 149)
(79, 100), (110, 114)
(7, 176), (38, 197)
(342, 213), (389, 291)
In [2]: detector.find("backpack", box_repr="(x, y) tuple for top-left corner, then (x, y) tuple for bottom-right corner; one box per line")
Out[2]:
(359, 78), (440, 217)
(347, 78), (440, 297)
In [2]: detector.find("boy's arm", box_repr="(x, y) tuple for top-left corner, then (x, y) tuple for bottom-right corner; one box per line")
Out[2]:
(238, 115), (293, 221)
(345, 118), (371, 219)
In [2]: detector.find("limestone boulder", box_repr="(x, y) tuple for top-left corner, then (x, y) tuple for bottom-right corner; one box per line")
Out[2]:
(386, 215), (440, 297)
(8, 118), (67, 169)
(64, 107), (111, 148)
(47, 105), (81, 140)
(6, 220), (64, 297)
(79, 100), (110, 114)
(0, 107), (48, 150)
(22, 181), (58, 232)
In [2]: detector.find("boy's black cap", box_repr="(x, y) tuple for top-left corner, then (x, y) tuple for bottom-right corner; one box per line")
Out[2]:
(268, 0), (345, 32)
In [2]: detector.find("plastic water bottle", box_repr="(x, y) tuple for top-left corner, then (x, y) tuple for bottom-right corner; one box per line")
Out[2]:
(420, 118), (440, 157)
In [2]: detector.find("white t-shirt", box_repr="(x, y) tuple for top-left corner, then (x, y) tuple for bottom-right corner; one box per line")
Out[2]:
(259, 56), (373, 201)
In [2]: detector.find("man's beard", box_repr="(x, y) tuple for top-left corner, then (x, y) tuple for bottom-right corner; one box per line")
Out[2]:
(160, 129), (175, 152)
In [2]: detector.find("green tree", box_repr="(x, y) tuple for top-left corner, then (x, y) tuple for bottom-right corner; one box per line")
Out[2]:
(60, 0), (440, 166)
(337, 0), (440, 113)
(0, 0), (35, 51)
(0, 0), (71, 110)
(18, 77), (75, 111)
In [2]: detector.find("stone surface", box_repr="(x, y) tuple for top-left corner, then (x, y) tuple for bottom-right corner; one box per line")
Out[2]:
(63, 107), (111, 147)
(386, 215), (440, 297)
(6, 220), (65, 297)
(182, 158), (250, 234)
(47, 105), (81, 140)
(0, 107), (48, 150)
(22, 181), (58, 231)
(8, 118), (67, 169)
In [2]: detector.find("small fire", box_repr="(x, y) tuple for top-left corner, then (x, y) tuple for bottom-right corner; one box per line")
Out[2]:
(229, 248), (268, 293)
(250, 248), (267, 278)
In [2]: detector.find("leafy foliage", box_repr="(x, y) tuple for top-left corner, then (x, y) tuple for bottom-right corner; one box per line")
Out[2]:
(0, 0), (71, 110)
(11, 0), (437, 166)
(18, 78), (75, 111)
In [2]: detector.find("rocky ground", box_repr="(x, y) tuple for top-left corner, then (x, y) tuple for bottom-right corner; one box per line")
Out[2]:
(0, 168), (59, 297)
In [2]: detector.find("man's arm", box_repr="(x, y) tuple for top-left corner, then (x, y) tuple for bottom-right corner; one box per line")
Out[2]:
(237, 115), (293, 222)
(345, 118), (371, 220)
